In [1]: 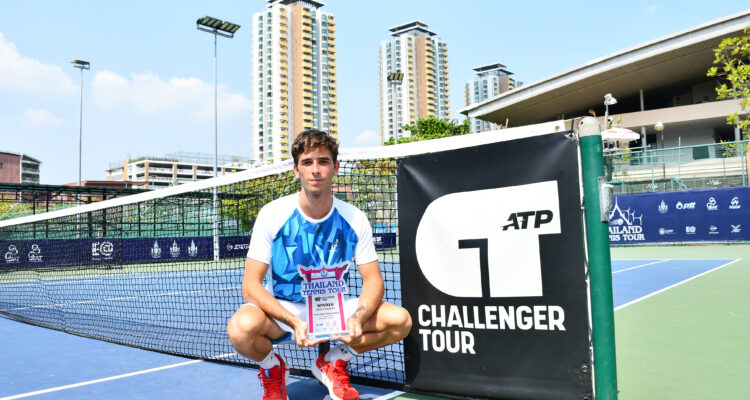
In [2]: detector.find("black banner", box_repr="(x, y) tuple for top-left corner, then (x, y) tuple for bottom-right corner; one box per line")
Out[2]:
(398, 132), (592, 399)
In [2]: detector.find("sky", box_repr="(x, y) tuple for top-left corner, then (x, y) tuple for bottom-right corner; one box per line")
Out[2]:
(1, 1), (748, 185)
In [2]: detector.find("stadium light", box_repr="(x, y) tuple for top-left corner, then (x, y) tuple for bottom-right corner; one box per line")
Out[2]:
(196, 16), (240, 262)
(72, 59), (91, 189)
(387, 71), (404, 144)
(654, 121), (664, 148)
(603, 93), (617, 130)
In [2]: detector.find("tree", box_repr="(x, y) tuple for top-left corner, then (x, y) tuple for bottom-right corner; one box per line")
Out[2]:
(707, 26), (750, 139)
(384, 117), (470, 145)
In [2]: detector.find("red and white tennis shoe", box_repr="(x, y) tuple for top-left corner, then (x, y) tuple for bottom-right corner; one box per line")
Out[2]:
(258, 354), (289, 400)
(312, 351), (359, 400)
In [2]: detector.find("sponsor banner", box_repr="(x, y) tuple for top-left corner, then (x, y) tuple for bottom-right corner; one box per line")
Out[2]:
(373, 233), (396, 250)
(609, 186), (750, 244)
(397, 132), (592, 399)
(220, 235), (252, 258)
(1, 236), (247, 268)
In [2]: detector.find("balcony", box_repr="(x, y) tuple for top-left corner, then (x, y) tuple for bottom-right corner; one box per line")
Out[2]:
(329, 33), (336, 40)
(302, 33), (312, 41)
(302, 77), (313, 84)
(280, 56), (287, 63)
(329, 89), (337, 96)
(329, 61), (337, 68)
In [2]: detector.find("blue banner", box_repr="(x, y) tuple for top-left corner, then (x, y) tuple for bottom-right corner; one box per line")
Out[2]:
(2, 233), (398, 269)
(608, 186), (749, 244)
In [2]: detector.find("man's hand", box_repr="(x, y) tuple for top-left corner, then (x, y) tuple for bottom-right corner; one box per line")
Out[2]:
(334, 307), (366, 345)
(291, 317), (327, 347)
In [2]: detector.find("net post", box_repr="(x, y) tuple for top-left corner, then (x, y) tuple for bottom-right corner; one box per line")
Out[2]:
(578, 116), (618, 399)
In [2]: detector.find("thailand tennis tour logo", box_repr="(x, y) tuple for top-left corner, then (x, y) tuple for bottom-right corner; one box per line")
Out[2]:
(92, 241), (114, 261)
(415, 181), (560, 298)
(608, 198), (644, 242)
(4, 245), (20, 264)
(657, 200), (668, 214)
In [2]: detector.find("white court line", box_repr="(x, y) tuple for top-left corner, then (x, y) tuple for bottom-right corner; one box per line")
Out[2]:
(373, 391), (405, 400)
(612, 259), (669, 274)
(1, 285), (241, 312)
(615, 259), (740, 311)
(0, 352), (237, 400)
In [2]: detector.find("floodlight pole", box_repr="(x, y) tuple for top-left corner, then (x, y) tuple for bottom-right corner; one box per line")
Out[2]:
(72, 60), (90, 207)
(578, 116), (618, 400)
(197, 16), (240, 262)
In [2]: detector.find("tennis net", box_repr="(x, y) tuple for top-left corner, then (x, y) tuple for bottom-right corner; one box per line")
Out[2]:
(0, 156), (403, 386)
(0, 122), (563, 388)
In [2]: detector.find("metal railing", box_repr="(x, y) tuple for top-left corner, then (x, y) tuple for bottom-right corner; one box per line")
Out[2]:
(604, 140), (748, 194)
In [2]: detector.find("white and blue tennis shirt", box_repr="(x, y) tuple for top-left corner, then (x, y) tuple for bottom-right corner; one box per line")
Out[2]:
(247, 193), (378, 303)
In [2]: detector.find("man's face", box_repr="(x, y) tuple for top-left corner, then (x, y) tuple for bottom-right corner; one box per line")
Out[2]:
(293, 146), (339, 196)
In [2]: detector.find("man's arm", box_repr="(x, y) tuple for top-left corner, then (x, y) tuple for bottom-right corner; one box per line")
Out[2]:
(341, 260), (384, 341)
(242, 257), (326, 347)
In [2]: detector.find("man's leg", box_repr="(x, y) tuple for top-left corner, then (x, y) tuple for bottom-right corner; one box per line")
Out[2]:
(227, 304), (288, 361)
(313, 301), (411, 400)
(350, 300), (412, 353)
(228, 305), (292, 400)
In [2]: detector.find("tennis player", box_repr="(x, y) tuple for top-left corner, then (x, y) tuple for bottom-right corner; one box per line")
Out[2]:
(227, 129), (412, 400)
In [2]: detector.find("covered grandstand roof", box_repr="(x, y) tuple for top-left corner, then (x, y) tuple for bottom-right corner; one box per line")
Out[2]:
(460, 10), (750, 126)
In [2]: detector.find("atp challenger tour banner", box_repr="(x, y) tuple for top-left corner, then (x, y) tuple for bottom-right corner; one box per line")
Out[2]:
(398, 132), (592, 399)
(608, 186), (749, 244)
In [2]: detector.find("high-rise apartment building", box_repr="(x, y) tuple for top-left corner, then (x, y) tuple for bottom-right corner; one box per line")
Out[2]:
(379, 21), (450, 144)
(465, 63), (522, 133)
(252, 0), (338, 164)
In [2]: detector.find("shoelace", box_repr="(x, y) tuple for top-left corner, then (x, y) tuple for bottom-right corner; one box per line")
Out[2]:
(258, 370), (284, 395)
(331, 361), (352, 387)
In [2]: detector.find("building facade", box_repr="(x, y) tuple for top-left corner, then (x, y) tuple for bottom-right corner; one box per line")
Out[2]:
(0, 151), (40, 184)
(379, 21), (450, 144)
(107, 152), (252, 190)
(252, 0), (338, 164)
(465, 63), (521, 133)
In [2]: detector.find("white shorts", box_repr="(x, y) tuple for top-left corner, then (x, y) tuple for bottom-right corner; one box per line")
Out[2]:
(243, 297), (360, 344)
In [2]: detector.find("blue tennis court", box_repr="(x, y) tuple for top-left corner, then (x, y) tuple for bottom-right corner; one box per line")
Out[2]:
(0, 257), (737, 399)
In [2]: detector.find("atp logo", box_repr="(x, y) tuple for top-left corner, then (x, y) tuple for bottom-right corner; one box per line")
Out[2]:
(415, 181), (560, 298)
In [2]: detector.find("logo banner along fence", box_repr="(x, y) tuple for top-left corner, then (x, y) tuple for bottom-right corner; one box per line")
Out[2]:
(609, 186), (750, 244)
(397, 132), (592, 399)
(1, 232), (399, 268)
(0, 236), (246, 268)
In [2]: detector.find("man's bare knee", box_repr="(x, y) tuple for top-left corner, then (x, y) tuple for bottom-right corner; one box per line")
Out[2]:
(227, 307), (265, 344)
(391, 307), (412, 341)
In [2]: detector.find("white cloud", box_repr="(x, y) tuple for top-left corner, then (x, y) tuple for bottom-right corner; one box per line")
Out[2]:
(355, 129), (380, 146)
(21, 108), (64, 128)
(0, 33), (77, 95)
(648, 4), (658, 14)
(92, 70), (251, 119)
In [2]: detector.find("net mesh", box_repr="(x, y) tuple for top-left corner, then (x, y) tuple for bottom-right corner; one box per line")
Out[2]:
(0, 157), (402, 386)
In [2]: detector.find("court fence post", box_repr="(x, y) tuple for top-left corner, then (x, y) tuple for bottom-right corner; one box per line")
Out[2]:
(578, 116), (618, 399)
